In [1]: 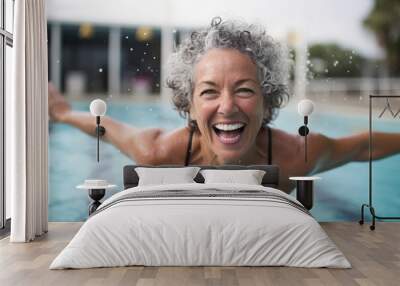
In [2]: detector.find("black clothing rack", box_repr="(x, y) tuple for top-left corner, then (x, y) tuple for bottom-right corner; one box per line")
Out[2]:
(359, 95), (400, 230)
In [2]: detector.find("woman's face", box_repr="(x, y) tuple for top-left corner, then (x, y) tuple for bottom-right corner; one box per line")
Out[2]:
(190, 48), (265, 163)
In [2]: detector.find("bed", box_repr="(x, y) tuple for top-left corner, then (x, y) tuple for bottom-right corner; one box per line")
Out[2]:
(50, 165), (351, 269)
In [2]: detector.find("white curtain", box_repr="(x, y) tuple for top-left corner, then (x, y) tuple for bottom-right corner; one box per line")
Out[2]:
(7, 0), (48, 242)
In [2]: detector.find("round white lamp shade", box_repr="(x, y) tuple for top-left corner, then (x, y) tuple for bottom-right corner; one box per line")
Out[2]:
(297, 99), (315, 116)
(90, 99), (107, 116)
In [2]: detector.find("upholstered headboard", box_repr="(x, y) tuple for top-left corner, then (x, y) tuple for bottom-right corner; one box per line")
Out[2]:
(123, 165), (279, 189)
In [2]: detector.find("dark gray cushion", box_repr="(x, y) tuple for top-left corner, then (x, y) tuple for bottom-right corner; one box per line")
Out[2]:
(123, 165), (279, 189)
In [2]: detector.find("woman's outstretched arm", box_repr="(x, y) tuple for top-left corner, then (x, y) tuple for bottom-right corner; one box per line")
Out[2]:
(48, 83), (186, 165)
(307, 131), (400, 174)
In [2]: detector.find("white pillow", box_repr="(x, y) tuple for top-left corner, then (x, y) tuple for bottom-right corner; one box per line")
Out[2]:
(200, 169), (266, 185)
(135, 167), (201, 186)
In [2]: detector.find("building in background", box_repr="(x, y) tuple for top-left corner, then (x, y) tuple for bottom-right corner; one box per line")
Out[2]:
(46, 0), (400, 102)
(48, 22), (164, 97)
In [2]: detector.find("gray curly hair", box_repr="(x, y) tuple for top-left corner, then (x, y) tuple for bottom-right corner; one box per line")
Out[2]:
(166, 17), (290, 125)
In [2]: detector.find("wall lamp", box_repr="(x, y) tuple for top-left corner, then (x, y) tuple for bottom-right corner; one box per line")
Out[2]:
(90, 99), (107, 162)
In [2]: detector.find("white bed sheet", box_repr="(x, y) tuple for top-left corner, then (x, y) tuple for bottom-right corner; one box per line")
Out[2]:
(50, 183), (351, 269)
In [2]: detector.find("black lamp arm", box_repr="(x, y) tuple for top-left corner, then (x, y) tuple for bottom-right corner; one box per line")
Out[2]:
(95, 116), (106, 136)
(298, 116), (310, 162)
(96, 125), (106, 136)
(95, 116), (106, 162)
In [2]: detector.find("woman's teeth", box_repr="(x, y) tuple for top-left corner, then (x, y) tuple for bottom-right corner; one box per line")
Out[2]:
(213, 123), (245, 131)
(212, 123), (246, 145)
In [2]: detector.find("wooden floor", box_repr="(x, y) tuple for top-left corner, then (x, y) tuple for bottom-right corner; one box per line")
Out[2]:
(0, 222), (399, 286)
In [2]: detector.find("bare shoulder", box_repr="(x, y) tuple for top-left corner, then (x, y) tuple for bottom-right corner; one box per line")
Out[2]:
(270, 127), (299, 141)
(152, 127), (191, 165)
(271, 128), (333, 150)
(269, 127), (333, 171)
(269, 127), (302, 157)
(263, 128), (337, 191)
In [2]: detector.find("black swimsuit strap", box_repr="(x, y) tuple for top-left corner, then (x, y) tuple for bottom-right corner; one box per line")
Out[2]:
(267, 126), (272, 165)
(184, 126), (195, 166)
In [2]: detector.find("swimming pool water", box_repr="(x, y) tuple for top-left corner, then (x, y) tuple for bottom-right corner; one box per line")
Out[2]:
(49, 101), (400, 222)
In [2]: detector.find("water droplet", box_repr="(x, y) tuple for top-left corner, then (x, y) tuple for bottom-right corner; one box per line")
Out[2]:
(324, 69), (329, 73)
(156, 83), (160, 87)
(130, 48), (134, 52)
(349, 56), (353, 60)
(143, 52), (147, 55)
(306, 60), (311, 65)
(125, 35), (129, 39)
(346, 70), (350, 73)
(153, 56), (156, 60)
(136, 68), (140, 72)
(99, 68), (103, 72)
(146, 43), (149, 46)
(333, 60), (339, 67)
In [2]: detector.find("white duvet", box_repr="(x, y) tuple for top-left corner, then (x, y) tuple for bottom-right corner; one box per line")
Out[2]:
(50, 183), (351, 269)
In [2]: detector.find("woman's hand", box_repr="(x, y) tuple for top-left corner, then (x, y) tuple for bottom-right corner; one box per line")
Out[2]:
(48, 82), (71, 122)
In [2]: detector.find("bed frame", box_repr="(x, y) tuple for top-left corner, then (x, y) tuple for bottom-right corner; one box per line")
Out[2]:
(123, 165), (279, 189)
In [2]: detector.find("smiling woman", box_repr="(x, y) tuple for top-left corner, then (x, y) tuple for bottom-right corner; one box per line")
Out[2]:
(189, 49), (267, 163)
(164, 18), (290, 168)
(48, 17), (400, 193)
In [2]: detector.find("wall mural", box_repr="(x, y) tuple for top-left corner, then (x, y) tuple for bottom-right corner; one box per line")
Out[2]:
(47, 0), (400, 222)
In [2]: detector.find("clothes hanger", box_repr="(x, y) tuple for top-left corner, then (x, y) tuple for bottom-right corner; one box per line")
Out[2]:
(378, 98), (399, 118)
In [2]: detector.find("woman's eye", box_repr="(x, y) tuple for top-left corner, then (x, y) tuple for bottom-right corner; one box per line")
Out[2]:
(236, 88), (254, 95)
(200, 89), (217, 96)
